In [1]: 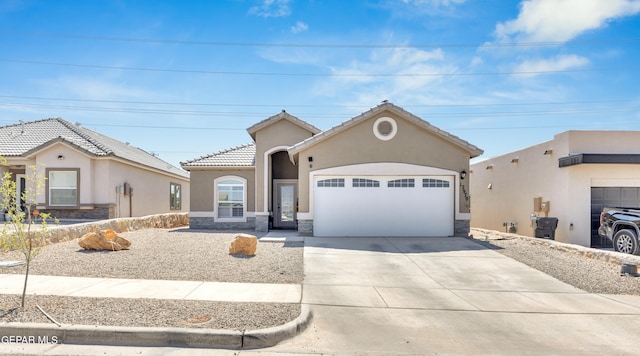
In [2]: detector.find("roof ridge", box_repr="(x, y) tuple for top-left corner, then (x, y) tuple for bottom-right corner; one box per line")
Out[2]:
(55, 118), (114, 155)
(180, 142), (255, 165)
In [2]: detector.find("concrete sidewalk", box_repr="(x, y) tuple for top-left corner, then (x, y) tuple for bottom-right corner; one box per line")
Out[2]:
(0, 274), (301, 303)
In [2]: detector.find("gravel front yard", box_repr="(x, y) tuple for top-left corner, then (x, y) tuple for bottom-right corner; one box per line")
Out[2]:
(0, 228), (303, 330)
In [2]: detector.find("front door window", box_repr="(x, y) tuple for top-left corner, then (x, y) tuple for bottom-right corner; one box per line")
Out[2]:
(274, 181), (297, 229)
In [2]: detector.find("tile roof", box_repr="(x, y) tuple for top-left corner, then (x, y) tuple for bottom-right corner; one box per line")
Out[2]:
(0, 118), (188, 178)
(180, 143), (256, 168)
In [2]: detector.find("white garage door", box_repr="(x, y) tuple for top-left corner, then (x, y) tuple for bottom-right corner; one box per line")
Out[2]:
(313, 176), (454, 237)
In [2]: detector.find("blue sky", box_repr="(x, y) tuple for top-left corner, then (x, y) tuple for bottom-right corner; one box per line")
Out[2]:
(1, 0), (639, 169)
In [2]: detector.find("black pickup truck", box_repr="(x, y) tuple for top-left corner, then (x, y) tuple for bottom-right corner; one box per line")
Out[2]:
(599, 207), (640, 255)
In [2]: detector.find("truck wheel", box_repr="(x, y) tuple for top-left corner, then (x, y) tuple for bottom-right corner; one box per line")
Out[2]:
(613, 229), (639, 255)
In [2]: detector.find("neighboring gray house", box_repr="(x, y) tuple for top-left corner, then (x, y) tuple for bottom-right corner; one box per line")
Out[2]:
(182, 102), (483, 237)
(0, 118), (190, 220)
(471, 130), (640, 248)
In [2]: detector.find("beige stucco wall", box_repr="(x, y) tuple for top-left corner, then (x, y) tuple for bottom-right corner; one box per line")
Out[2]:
(188, 168), (255, 213)
(470, 130), (640, 247)
(295, 111), (473, 214)
(10, 142), (190, 218)
(254, 119), (315, 214)
(97, 159), (190, 217)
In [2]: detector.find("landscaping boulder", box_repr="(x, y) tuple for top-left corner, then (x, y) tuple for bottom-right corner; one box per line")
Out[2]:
(78, 229), (131, 251)
(229, 233), (258, 256)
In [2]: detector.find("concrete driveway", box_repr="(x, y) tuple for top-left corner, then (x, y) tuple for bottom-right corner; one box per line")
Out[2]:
(267, 236), (640, 355)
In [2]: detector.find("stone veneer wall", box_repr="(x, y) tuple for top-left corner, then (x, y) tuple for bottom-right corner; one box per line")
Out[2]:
(297, 219), (313, 236)
(42, 206), (115, 220)
(40, 213), (189, 247)
(189, 217), (256, 230)
(454, 220), (470, 237)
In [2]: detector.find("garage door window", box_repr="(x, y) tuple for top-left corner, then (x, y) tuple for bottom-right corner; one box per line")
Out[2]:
(423, 178), (450, 188)
(317, 178), (345, 187)
(353, 178), (380, 187)
(388, 178), (415, 188)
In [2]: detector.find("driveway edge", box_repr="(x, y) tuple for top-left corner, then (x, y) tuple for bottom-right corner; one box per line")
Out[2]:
(0, 304), (313, 349)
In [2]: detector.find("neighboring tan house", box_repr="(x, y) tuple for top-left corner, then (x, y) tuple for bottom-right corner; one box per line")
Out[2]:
(470, 130), (640, 248)
(0, 118), (190, 220)
(181, 102), (483, 237)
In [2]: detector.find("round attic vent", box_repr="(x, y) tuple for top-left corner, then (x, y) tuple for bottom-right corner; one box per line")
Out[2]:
(373, 117), (397, 141)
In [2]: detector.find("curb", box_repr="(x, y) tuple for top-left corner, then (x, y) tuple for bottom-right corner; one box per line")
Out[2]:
(0, 304), (313, 349)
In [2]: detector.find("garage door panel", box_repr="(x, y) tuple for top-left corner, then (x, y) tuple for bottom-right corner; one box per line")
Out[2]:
(314, 176), (454, 237)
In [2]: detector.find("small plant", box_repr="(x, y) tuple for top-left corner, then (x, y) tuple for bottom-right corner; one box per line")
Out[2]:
(0, 157), (55, 308)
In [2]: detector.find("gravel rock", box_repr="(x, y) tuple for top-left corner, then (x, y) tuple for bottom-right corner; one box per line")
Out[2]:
(0, 228), (303, 330)
(1, 228), (303, 283)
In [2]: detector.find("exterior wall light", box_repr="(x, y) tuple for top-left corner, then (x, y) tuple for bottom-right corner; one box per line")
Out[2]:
(510, 158), (519, 164)
(460, 170), (467, 179)
(57, 155), (65, 160)
(544, 150), (553, 155)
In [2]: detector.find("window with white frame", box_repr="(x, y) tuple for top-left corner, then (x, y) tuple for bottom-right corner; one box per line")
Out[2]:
(388, 178), (415, 188)
(422, 178), (450, 188)
(317, 178), (345, 187)
(48, 169), (79, 206)
(217, 179), (245, 219)
(352, 178), (380, 187)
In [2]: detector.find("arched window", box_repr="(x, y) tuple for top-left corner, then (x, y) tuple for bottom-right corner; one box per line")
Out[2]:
(216, 177), (246, 220)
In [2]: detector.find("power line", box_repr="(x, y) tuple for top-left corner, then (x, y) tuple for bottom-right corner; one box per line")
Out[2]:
(1, 101), (637, 118)
(0, 95), (636, 109)
(1, 31), (639, 49)
(1, 58), (636, 77)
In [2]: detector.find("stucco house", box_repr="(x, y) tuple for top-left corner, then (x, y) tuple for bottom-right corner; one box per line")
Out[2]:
(470, 130), (640, 248)
(0, 118), (190, 220)
(181, 102), (483, 237)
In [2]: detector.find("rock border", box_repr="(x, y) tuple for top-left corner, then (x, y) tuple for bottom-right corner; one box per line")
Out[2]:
(40, 213), (189, 246)
(470, 228), (640, 266)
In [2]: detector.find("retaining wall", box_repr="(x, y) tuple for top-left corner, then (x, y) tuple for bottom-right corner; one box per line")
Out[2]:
(471, 227), (640, 266)
(38, 213), (189, 246)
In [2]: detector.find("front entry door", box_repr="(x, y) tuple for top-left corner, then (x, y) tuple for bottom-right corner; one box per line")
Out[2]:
(273, 180), (297, 229)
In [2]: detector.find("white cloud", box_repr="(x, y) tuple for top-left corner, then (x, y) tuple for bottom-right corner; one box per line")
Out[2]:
(314, 47), (456, 100)
(496, 0), (640, 43)
(470, 56), (483, 67)
(513, 54), (590, 77)
(291, 21), (308, 34)
(249, 0), (292, 18)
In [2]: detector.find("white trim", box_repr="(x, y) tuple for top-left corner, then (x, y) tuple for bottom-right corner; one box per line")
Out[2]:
(189, 211), (215, 218)
(373, 116), (397, 141)
(214, 175), (248, 222)
(591, 178), (640, 187)
(190, 211), (256, 218)
(262, 146), (291, 213)
(307, 163), (466, 220)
